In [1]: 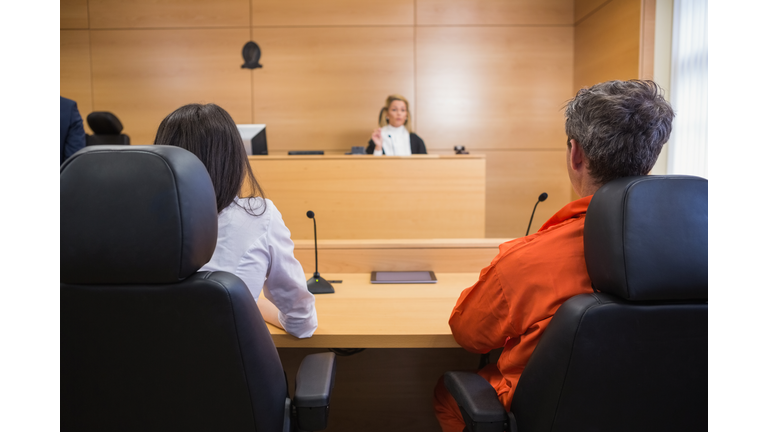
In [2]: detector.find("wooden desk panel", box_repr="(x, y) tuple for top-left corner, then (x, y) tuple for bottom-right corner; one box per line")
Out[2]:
(293, 238), (506, 273)
(264, 273), (479, 348)
(248, 155), (486, 239)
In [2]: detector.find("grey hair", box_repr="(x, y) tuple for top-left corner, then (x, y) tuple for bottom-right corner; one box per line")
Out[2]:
(565, 80), (675, 186)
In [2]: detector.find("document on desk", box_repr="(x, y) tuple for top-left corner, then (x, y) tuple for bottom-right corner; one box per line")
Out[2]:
(370, 271), (437, 284)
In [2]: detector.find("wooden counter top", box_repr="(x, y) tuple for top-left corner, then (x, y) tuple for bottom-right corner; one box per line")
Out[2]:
(263, 272), (480, 348)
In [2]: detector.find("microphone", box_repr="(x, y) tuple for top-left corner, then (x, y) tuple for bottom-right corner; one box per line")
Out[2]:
(305, 210), (335, 294)
(387, 134), (394, 155)
(525, 193), (549, 236)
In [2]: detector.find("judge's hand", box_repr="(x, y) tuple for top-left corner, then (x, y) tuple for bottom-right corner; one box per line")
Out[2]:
(371, 128), (383, 149)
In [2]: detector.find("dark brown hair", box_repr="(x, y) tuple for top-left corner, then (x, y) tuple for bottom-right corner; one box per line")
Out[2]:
(154, 103), (265, 215)
(565, 80), (675, 186)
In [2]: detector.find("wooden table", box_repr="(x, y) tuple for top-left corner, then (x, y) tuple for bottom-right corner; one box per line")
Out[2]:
(264, 272), (481, 348)
(266, 272), (484, 432)
(263, 239), (506, 431)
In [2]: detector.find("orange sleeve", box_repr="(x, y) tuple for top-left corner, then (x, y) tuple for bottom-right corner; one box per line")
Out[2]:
(449, 263), (518, 354)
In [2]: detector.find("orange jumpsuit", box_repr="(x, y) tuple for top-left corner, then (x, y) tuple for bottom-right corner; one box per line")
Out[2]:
(434, 196), (594, 432)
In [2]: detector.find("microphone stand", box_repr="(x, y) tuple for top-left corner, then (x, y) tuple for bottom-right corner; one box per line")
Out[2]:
(306, 211), (335, 294)
(525, 192), (549, 236)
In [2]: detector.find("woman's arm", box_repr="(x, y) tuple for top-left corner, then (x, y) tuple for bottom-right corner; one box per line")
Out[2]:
(262, 204), (318, 339)
(257, 297), (283, 330)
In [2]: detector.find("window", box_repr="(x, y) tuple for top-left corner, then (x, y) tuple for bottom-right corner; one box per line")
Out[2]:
(668, 0), (708, 178)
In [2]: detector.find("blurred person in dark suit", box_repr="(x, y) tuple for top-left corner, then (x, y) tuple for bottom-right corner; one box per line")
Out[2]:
(60, 96), (86, 164)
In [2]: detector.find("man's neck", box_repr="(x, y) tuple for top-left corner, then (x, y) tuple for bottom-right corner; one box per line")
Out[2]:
(578, 183), (600, 197)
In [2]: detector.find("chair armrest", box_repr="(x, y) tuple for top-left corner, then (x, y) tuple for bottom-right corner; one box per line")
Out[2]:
(294, 352), (337, 431)
(444, 371), (509, 432)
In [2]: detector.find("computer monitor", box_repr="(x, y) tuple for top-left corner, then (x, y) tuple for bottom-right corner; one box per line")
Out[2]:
(236, 124), (267, 155)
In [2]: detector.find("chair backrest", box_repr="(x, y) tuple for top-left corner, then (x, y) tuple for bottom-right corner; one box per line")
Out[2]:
(510, 175), (708, 432)
(86, 111), (130, 145)
(61, 145), (288, 431)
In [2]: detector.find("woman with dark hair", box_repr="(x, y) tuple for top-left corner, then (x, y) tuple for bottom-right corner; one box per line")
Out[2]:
(366, 94), (427, 155)
(154, 103), (317, 338)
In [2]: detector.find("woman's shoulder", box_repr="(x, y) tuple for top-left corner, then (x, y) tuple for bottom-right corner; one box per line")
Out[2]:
(408, 133), (427, 154)
(226, 197), (273, 219)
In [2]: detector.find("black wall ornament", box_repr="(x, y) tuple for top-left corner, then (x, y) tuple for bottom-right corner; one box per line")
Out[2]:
(241, 41), (263, 69)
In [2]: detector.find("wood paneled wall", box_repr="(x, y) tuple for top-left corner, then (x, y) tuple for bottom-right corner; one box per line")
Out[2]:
(574, 0), (654, 90)
(571, 0), (654, 199)
(60, 1), (651, 239)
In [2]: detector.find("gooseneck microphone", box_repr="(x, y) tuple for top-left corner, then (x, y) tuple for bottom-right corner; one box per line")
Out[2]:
(305, 211), (335, 294)
(525, 193), (549, 236)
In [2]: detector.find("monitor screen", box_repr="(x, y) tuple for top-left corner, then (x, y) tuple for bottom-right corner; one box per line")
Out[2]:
(236, 124), (267, 155)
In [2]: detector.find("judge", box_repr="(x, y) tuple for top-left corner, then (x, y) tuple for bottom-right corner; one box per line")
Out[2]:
(367, 94), (427, 155)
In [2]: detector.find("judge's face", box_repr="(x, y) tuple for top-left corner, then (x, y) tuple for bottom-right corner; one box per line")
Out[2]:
(386, 100), (408, 128)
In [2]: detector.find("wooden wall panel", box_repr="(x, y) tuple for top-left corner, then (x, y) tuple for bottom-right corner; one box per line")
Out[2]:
(89, 29), (252, 144)
(483, 149), (572, 238)
(639, 0), (656, 80)
(417, 0), (573, 26)
(88, 0), (249, 29)
(60, 30), (94, 133)
(250, 27), (414, 152)
(416, 26), (573, 151)
(61, 0), (89, 29)
(253, 0), (414, 26)
(575, 0), (609, 23)
(574, 0), (641, 90)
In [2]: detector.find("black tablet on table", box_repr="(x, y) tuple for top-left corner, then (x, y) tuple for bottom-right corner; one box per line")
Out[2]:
(370, 271), (437, 284)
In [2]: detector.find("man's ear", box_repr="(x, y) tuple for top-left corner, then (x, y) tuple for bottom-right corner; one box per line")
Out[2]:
(569, 139), (585, 171)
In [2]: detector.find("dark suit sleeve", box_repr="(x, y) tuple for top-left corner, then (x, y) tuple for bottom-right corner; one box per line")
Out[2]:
(64, 102), (86, 159)
(409, 133), (427, 154)
(366, 139), (376, 155)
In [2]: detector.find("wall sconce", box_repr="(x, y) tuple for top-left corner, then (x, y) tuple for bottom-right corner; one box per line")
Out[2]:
(241, 41), (263, 69)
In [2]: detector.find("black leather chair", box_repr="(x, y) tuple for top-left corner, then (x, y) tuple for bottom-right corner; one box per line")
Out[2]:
(61, 145), (336, 432)
(86, 111), (130, 145)
(444, 175), (708, 432)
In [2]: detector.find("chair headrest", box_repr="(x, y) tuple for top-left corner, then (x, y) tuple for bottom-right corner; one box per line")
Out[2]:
(60, 145), (218, 284)
(584, 175), (708, 301)
(87, 111), (124, 135)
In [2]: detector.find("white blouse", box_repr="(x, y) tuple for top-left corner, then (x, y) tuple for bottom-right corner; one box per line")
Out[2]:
(373, 125), (411, 156)
(200, 197), (318, 339)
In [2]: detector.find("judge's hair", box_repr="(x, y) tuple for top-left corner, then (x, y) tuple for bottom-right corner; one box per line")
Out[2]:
(377, 94), (413, 132)
(154, 103), (265, 215)
(565, 80), (675, 186)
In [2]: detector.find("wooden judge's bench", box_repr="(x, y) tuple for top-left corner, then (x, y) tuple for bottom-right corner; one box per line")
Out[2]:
(246, 154), (486, 239)
(247, 154), (498, 432)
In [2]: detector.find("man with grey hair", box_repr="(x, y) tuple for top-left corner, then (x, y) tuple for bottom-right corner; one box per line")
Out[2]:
(434, 80), (675, 432)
